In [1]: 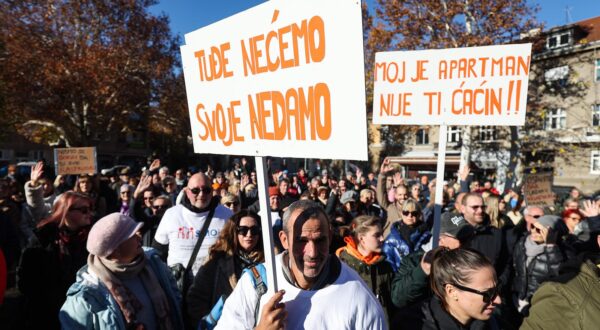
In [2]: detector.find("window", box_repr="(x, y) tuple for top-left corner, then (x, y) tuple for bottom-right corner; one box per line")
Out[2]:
(596, 59), (600, 82)
(30, 150), (44, 160)
(547, 31), (571, 49)
(447, 126), (462, 143)
(416, 129), (429, 145)
(592, 150), (600, 174)
(545, 65), (569, 85)
(544, 109), (566, 130)
(593, 104), (600, 126)
(478, 126), (497, 142)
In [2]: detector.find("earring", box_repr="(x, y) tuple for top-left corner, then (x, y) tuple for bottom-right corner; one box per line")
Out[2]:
(453, 295), (458, 301)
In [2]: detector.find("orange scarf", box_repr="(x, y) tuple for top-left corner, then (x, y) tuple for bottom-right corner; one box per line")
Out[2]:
(336, 236), (383, 265)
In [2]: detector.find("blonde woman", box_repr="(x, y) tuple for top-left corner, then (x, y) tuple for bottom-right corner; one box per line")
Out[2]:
(336, 215), (395, 323)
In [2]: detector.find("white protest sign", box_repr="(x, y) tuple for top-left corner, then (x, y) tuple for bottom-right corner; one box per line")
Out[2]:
(181, 0), (368, 160)
(373, 43), (532, 126)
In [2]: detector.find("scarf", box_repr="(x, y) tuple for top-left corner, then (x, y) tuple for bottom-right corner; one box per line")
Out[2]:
(120, 202), (130, 216)
(237, 250), (260, 269)
(57, 226), (89, 261)
(88, 254), (174, 330)
(336, 236), (384, 265)
(524, 235), (546, 267)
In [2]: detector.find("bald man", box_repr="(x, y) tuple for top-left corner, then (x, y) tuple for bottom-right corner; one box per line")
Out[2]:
(153, 173), (233, 275)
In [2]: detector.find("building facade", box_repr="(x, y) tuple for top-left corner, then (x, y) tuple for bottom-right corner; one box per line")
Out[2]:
(373, 16), (600, 195)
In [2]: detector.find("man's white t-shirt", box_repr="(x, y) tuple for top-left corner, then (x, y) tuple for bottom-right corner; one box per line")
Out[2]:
(215, 253), (386, 330)
(154, 204), (232, 275)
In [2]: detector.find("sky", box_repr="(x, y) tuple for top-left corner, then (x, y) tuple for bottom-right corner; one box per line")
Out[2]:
(149, 0), (600, 42)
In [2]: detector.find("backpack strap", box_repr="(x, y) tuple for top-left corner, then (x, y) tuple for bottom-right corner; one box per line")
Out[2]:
(243, 264), (268, 326)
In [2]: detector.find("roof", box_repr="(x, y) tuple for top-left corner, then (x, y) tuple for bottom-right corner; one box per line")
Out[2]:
(547, 15), (600, 43)
(575, 16), (600, 43)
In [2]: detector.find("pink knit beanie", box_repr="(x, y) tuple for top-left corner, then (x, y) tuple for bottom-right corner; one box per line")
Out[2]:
(86, 213), (143, 257)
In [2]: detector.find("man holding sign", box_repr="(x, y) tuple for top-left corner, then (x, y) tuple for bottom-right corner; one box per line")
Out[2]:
(215, 200), (385, 329)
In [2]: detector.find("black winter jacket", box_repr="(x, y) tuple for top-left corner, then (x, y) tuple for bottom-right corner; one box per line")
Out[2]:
(17, 223), (89, 330)
(511, 236), (572, 304)
(398, 296), (499, 330)
(465, 222), (509, 287)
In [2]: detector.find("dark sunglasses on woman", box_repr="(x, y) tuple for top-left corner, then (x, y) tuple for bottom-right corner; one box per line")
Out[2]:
(450, 282), (500, 304)
(237, 225), (260, 236)
(402, 210), (419, 217)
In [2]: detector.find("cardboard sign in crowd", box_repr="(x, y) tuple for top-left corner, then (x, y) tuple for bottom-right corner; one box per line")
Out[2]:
(54, 147), (97, 175)
(180, 0), (368, 161)
(523, 172), (555, 207)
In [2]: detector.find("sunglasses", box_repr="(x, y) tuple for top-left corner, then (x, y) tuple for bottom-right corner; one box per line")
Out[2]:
(237, 225), (260, 236)
(152, 204), (167, 210)
(143, 197), (154, 201)
(224, 201), (240, 207)
(188, 186), (212, 195)
(450, 282), (500, 304)
(531, 214), (542, 219)
(402, 210), (419, 217)
(70, 206), (91, 214)
(532, 226), (543, 233)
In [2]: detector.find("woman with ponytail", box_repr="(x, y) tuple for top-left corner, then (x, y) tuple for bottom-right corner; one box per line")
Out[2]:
(336, 215), (395, 323)
(402, 248), (501, 329)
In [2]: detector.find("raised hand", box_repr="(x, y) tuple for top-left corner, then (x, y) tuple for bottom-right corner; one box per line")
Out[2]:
(30, 161), (44, 185)
(581, 199), (599, 218)
(393, 172), (404, 187)
(459, 165), (471, 182)
(133, 176), (153, 199)
(379, 157), (393, 175)
(149, 159), (161, 172)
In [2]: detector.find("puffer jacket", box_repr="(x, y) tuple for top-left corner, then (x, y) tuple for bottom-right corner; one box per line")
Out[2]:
(59, 248), (183, 330)
(512, 236), (572, 305)
(383, 222), (431, 272)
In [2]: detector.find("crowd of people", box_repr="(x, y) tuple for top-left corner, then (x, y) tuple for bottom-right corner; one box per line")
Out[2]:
(0, 156), (599, 329)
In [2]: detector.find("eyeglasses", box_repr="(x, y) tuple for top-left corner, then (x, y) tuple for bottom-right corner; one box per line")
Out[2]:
(188, 186), (212, 195)
(237, 225), (260, 236)
(70, 206), (91, 214)
(152, 204), (167, 210)
(224, 201), (240, 207)
(450, 282), (500, 304)
(402, 210), (419, 217)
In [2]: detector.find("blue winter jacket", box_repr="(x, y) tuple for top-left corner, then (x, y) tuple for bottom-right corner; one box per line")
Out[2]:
(383, 222), (431, 272)
(59, 248), (184, 330)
